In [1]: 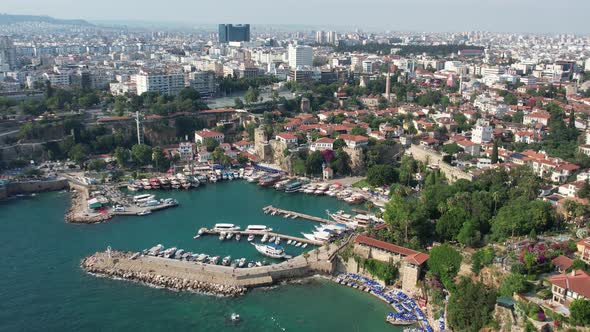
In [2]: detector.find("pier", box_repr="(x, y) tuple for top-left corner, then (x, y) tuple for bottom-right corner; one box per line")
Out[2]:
(263, 205), (334, 224)
(201, 228), (324, 246)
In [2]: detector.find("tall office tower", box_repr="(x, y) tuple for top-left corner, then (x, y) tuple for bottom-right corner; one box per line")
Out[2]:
(218, 24), (251, 43)
(315, 31), (326, 44)
(288, 44), (313, 68)
(0, 36), (17, 71)
(327, 31), (338, 44)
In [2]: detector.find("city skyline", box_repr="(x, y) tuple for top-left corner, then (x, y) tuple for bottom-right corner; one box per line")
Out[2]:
(2, 0), (590, 33)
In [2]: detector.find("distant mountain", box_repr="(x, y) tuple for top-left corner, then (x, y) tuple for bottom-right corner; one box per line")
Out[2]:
(0, 14), (93, 26)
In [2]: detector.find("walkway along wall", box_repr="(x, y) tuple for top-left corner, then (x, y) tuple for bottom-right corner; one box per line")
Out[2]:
(406, 145), (473, 183)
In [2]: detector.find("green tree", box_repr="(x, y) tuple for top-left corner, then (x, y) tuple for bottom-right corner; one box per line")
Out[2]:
(131, 144), (153, 166)
(202, 137), (220, 152)
(447, 278), (497, 332)
(113, 147), (130, 168)
(68, 144), (89, 166)
(428, 244), (463, 288)
(333, 138), (346, 150)
(151, 146), (169, 171)
(491, 140), (499, 164)
(351, 126), (367, 136)
(234, 98), (244, 109)
(366, 165), (399, 187)
(305, 150), (324, 175)
(436, 207), (472, 242)
(244, 87), (260, 106)
(442, 143), (461, 155)
(499, 273), (529, 296)
(384, 194), (430, 246)
(570, 299), (590, 326)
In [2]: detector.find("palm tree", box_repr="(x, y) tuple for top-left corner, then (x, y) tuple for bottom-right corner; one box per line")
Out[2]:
(492, 191), (500, 214)
(314, 248), (320, 261)
(365, 201), (374, 215)
(303, 251), (310, 263)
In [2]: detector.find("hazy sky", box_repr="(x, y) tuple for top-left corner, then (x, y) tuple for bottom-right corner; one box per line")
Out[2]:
(2, 0), (589, 33)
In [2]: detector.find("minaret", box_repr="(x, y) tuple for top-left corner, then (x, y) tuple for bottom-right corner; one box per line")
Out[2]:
(459, 75), (464, 95)
(385, 71), (391, 101)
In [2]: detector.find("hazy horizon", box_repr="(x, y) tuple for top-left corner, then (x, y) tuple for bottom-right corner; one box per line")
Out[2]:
(2, 0), (590, 34)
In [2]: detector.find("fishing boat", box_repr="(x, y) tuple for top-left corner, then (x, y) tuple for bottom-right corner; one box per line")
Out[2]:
(171, 179), (181, 189)
(247, 234), (255, 242)
(251, 243), (289, 259)
(149, 178), (161, 189)
(127, 183), (140, 191)
(258, 174), (281, 187)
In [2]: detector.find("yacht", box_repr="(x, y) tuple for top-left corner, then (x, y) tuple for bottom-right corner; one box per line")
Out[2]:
(246, 225), (273, 232)
(247, 234), (255, 242)
(133, 194), (156, 203)
(285, 181), (303, 193)
(251, 243), (289, 259)
(214, 224), (241, 232)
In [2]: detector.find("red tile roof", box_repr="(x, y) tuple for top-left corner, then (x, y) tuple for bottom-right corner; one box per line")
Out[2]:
(548, 270), (590, 299)
(551, 255), (574, 271)
(355, 235), (429, 265)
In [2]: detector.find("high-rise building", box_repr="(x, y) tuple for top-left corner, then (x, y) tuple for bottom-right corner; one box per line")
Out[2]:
(136, 71), (185, 96)
(218, 24), (251, 43)
(0, 36), (17, 71)
(188, 71), (217, 97)
(327, 31), (338, 44)
(315, 31), (326, 44)
(288, 44), (313, 68)
(472, 119), (493, 144)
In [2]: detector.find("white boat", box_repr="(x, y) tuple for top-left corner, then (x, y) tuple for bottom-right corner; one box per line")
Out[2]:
(302, 233), (317, 241)
(219, 232), (226, 240)
(235, 234), (241, 241)
(274, 237), (281, 245)
(209, 256), (220, 264)
(247, 234), (255, 242)
(261, 234), (269, 243)
(269, 236), (276, 243)
(287, 240), (292, 245)
(302, 243), (308, 248)
(238, 258), (246, 268)
(295, 242), (302, 247)
(246, 225), (273, 232)
(251, 243), (288, 259)
(226, 232), (233, 240)
(137, 210), (151, 216)
(133, 194), (156, 203)
(222, 256), (231, 266)
(214, 223), (241, 232)
(196, 254), (208, 262)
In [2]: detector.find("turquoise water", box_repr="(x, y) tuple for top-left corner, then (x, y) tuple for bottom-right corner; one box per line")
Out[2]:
(0, 181), (398, 331)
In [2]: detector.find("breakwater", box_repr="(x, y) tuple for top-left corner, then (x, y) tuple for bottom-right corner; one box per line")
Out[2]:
(0, 178), (69, 200)
(81, 251), (247, 296)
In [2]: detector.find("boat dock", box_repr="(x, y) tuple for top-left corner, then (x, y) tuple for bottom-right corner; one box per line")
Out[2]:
(263, 205), (334, 224)
(200, 228), (323, 246)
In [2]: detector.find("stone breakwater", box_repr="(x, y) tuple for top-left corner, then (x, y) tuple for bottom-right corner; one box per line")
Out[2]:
(81, 251), (247, 296)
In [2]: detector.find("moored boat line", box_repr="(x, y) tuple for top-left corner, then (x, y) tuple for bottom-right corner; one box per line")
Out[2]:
(195, 227), (323, 246)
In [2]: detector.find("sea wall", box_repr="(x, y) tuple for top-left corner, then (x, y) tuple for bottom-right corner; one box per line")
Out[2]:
(405, 145), (473, 183)
(4, 178), (69, 196)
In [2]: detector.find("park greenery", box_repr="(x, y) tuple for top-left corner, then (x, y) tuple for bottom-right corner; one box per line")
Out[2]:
(447, 277), (497, 332)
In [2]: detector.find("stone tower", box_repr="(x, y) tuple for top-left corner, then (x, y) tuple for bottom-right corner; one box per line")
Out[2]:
(254, 126), (272, 162)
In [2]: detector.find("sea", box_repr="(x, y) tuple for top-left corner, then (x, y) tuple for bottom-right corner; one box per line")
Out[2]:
(0, 180), (399, 332)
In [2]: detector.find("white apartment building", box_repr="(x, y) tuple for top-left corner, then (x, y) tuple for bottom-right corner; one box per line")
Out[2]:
(188, 71), (217, 97)
(136, 71), (185, 96)
(471, 119), (493, 144)
(288, 45), (313, 68)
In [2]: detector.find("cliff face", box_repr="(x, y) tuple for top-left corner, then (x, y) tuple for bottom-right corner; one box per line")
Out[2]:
(269, 140), (295, 173)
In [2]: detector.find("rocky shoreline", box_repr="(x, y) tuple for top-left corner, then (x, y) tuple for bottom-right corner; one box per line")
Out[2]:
(81, 252), (247, 297)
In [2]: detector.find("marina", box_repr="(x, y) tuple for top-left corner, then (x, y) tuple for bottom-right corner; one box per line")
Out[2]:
(197, 227), (324, 246)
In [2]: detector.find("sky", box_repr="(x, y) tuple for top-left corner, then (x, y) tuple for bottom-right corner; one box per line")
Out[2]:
(2, 0), (590, 33)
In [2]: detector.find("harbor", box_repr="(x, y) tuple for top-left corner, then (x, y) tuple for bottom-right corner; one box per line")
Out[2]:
(198, 228), (324, 246)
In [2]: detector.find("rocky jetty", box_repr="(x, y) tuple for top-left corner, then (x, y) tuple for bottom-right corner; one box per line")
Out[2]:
(81, 251), (247, 297)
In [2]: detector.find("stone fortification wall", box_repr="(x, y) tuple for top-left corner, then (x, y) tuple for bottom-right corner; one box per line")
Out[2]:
(406, 145), (473, 183)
